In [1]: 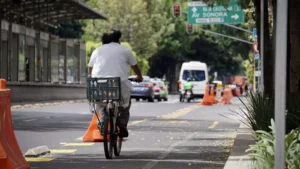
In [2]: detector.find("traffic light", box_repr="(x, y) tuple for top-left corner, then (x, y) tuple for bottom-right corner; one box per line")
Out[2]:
(172, 3), (181, 18)
(186, 24), (194, 34)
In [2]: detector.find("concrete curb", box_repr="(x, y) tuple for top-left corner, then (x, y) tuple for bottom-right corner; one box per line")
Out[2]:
(223, 123), (256, 169)
(24, 146), (50, 157)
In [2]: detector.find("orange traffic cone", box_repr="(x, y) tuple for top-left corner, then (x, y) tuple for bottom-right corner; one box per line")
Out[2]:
(201, 84), (212, 106)
(83, 112), (104, 142)
(209, 87), (217, 104)
(221, 89), (231, 104)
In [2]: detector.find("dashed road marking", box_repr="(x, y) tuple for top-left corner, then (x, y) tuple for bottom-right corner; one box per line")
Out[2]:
(128, 119), (147, 126)
(23, 119), (38, 122)
(50, 149), (77, 153)
(80, 112), (90, 115)
(63, 143), (95, 147)
(25, 157), (55, 162)
(159, 105), (200, 119)
(75, 136), (83, 141)
(166, 120), (189, 124)
(208, 121), (219, 129)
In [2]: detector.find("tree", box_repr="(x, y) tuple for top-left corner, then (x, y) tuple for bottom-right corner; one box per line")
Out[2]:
(82, 0), (157, 74)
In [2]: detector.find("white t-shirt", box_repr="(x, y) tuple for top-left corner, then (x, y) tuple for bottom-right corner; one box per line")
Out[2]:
(88, 42), (137, 92)
(88, 42), (137, 81)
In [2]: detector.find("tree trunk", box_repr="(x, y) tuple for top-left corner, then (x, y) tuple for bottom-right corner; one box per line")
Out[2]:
(289, 0), (300, 96)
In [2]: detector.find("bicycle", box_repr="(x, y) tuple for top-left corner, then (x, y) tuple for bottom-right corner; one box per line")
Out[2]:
(87, 77), (123, 159)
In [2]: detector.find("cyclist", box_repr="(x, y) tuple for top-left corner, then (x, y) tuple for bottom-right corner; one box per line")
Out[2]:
(88, 29), (143, 137)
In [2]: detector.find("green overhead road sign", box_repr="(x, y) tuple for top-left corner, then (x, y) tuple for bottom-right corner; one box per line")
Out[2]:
(188, 1), (244, 24)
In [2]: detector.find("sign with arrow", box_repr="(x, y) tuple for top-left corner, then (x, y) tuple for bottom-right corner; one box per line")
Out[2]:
(188, 1), (244, 24)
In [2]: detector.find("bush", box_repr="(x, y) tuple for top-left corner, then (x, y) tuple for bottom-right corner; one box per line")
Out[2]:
(232, 91), (274, 132)
(246, 119), (300, 169)
(232, 91), (300, 134)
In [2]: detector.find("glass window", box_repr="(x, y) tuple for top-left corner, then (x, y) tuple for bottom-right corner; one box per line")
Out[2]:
(51, 42), (59, 83)
(80, 49), (86, 84)
(73, 44), (80, 83)
(183, 70), (206, 81)
(18, 35), (26, 81)
(1, 30), (8, 80)
(58, 41), (66, 83)
(66, 46), (74, 84)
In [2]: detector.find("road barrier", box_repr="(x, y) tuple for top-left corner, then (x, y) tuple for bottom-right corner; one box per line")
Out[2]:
(209, 87), (217, 104)
(0, 79), (30, 169)
(201, 84), (213, 106)
(82, 112), (104, 142)
(221, 86), (232, 104)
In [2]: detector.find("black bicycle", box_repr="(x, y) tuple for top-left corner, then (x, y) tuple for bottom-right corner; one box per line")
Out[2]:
(87, 77), (123, 159)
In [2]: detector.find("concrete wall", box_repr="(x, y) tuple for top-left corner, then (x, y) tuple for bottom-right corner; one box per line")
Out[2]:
(7, 82), (86, 103)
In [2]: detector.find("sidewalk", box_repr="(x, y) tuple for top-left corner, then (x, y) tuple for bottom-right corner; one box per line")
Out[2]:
(224, 123), (256, 169)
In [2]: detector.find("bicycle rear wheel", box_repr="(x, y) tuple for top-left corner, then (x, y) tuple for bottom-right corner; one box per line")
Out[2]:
(103, 115), (114, 159)
(114, 126), (123, 156)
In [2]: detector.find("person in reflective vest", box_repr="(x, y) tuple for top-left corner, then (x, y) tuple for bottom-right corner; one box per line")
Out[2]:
(184, 78), (193, 96)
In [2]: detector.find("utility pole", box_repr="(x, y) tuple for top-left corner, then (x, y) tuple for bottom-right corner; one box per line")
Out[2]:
(274, 0), (288, 168)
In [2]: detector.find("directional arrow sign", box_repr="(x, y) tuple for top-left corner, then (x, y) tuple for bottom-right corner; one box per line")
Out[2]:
(188, 1), (244, 24)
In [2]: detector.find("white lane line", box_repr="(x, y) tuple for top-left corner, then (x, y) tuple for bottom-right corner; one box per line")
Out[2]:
(80, 112), (90, 115)
(142, 132), (197, 169)
(75, 136), (83, 141)
(23, 119), (38, 122)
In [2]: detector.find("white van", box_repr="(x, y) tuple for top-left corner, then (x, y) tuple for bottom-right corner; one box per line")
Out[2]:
(178, 61), (208, 99)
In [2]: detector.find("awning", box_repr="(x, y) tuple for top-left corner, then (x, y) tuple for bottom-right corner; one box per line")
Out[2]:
(0, 0), (107, 27)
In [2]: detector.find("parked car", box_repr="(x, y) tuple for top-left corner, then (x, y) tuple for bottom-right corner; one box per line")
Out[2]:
(152, 80), (169, 101)
(129, 76), (155, 102)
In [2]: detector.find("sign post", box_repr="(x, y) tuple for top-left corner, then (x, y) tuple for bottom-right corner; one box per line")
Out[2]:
(188, 1), (244, 25)
(216, 84), (222, 102)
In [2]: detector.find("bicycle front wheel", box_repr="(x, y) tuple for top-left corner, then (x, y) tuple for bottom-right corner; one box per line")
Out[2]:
(103, 115), (114, 159)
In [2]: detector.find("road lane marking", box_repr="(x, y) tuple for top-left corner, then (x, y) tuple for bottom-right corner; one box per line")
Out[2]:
(166, 120), (189, 124)
(128, 119), (147, 126)
(80, 112), (90, 115)
(50, 149), (77, 153)
(159, 105), (200, 119)
(75, 136), (83, 141)
(208, 121), (219, 129)
(25, 157), (55, 162)
(142, 132), (197, 169)
(63, 143), (95, 146)
(23, 119), (37, 122)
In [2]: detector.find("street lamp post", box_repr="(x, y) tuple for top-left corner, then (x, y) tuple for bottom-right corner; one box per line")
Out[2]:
(274, 0), (288, 168)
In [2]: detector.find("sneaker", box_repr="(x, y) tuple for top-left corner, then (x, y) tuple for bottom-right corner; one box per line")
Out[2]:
(98, 122), (104, 136)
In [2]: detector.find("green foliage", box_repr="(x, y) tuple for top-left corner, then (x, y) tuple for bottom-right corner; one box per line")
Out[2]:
(82, 0), (254, 82)
(246, 119), (300, 169)
(243, 59), (254, 85)
(232, 91), (300, 134)
(232, 92), (274, 132)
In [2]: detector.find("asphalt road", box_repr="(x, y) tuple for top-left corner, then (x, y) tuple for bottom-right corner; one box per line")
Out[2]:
(12, 95), (243, 169)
